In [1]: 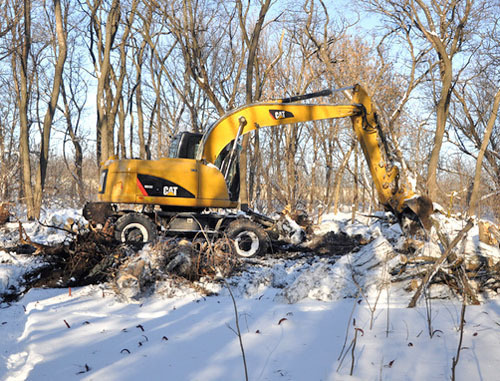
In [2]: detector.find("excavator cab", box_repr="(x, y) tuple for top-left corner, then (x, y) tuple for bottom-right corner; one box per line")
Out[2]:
(168, 131), (203, 159)
(167, 131), (241, 201)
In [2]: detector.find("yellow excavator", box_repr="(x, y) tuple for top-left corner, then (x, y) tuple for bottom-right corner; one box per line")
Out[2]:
(84, 84), (432, 257)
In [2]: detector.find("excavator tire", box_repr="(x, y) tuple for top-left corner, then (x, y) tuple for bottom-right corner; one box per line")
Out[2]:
(114, 213), (157, 243)
(225, 219), (269, 258)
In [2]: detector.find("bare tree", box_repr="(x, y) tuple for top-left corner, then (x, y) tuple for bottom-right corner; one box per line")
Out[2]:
(11, 0), (36, 218)
(0, 76), (20, 201)
(467, 88), (500, 216)
(445, 9), (500, 217)
(359, 0), (485, 201)
(0, 0), (22, 44)
(450, 77), (500, 217)
(87, 0), (120, 164)
(31, 0), (68, 217)
(136, 1), (187, 157)
(59, 46), (89, 205)
(236, 0), (272, 210)
(131, 37), (148, 158)
(159, 0), (225, 118)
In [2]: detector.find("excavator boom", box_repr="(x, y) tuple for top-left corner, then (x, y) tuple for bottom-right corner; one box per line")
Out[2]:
(198, 104), (360, 164)
(197, 84), (432, 225)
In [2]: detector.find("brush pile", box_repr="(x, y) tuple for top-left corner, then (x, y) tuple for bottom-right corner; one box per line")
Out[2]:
(2, 208), (500, 306)
(390, 217), (500, 306)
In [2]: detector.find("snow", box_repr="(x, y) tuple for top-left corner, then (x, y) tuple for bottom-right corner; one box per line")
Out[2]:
(0, 209), (86, 298)
(2, 209), (500, 380)
(3, 286), (500, 380)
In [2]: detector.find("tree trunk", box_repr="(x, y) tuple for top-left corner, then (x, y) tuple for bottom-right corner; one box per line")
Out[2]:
(17, 0), (36, 219)
(117, 96), (126, 158)
(351, 144), (359, 224)
(248, 132), (260, 205)
(413, 0), (473, 201)
(135, 41), (146, 158)
(426, 60), (453, 200)
(33, 0), (67, 217)
(332, 140), (355, 214)
(60, 81), (85, 204)
(285, 126), (298, 207)
(92, 0), (120, 164)
(309, 127), (318, 214)
(238, 0), (271, 211)
(468, 88), (500, 216)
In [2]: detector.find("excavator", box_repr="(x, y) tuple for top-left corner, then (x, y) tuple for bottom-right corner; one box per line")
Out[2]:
(84, 84), (433, 257)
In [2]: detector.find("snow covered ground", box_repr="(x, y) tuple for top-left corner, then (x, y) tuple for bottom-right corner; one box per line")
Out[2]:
(1, 209), (500, 380)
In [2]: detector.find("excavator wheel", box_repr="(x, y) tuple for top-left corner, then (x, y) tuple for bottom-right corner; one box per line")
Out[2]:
(225, 219), (269, 258)
(114, 213), (158, 243)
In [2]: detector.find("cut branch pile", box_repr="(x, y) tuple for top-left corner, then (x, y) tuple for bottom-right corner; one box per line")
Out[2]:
(110, 237), (238, 300)
(27, 229), (131, 289)
(6, 224), (240, 301)
(390, 219), (500, 306)
(407, 220), (476, 307)
(4, 214), (500, 305)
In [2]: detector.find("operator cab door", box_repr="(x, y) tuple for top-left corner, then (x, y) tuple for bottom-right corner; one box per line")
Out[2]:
(170, 131), (239, 202)
(168, 131), (235, 205)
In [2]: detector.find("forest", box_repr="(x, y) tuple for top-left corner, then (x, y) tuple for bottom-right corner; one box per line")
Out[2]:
(0, 0), (499, 221)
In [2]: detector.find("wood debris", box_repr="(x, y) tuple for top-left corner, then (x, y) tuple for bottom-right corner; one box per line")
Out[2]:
(0, 203), (10, 225)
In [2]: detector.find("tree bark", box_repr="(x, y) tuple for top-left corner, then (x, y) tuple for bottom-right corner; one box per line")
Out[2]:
(425, 56), (453, 200)
(333, 140), (355, 214)
(411, 0), (473, 200)
(134, 40), (147, 158)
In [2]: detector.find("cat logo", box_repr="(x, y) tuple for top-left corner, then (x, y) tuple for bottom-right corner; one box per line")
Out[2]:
(163, 186), (178, 196)
(269, 109), (294, 120)
(273, 111), (286, 119)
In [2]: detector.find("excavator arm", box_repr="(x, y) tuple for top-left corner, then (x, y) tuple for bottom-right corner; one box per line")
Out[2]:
(198, 84), (432, 228)
(198, 104), (360, 163)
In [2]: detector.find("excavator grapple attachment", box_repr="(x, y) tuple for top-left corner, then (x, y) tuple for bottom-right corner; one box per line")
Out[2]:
(401, 195), (434, 234)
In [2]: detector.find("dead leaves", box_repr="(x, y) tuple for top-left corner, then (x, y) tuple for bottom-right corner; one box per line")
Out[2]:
(384, 359), (395, 368)
(278, 318), (287, 325)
